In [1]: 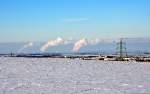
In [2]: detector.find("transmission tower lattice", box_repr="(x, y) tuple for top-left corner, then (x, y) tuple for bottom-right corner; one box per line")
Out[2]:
(116, 38), (127, 60)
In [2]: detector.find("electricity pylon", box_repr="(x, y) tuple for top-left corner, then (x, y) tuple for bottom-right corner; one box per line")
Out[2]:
(116, 38), (127, 60)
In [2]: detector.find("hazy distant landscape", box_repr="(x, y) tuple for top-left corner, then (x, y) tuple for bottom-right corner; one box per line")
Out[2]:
(0, 38), (150, 55)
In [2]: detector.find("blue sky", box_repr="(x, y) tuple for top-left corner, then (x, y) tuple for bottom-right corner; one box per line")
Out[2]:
(0, 0), (150, 42)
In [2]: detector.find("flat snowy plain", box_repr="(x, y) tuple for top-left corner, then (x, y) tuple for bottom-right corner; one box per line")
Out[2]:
(0, 57), (150, 94)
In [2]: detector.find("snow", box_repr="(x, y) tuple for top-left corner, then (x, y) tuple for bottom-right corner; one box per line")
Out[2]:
(0, 57), (150, 94)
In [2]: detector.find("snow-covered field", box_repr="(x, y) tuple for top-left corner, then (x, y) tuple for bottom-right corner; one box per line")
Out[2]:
(0, 57), (150, 94)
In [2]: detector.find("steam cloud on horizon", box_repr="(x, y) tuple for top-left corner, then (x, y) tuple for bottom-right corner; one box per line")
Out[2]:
(40, 37), (105, 52)
(18, 42), (34, 53)
(1, 37), (147, 53)
(40, 37), (69, 52)
(73, 38), (102, 52)
(73, 38), (88, 52)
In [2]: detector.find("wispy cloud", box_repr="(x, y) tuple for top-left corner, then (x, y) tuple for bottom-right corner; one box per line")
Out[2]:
(62, 18), (88, 23)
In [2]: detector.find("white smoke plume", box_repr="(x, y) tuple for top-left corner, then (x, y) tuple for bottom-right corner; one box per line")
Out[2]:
(40, 37), (68, 52)
(73, 38), (102, 52)
(18, 42), (34, 53)
(73, 38), (88, 52)
(89, 38), (101, 45)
